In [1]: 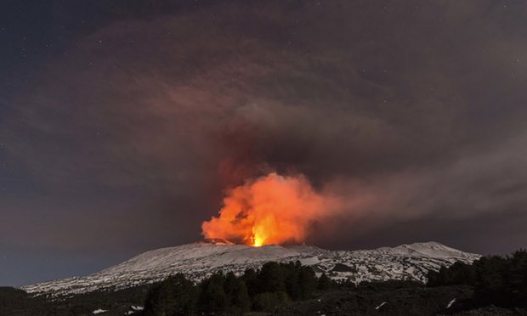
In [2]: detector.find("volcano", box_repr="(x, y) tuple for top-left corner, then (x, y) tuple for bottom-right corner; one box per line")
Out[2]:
(23, 241), (480, 296)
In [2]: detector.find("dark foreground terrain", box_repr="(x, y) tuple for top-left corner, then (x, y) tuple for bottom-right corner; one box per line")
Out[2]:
(0, 285), (150, 316)
(276, 283), (473, 315)
(2, 250), (527, 315)
(276, 284), (527, 316)
(1, 283), (526, 316)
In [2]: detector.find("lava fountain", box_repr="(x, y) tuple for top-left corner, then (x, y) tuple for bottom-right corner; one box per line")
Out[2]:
(201, 172), (338, 247)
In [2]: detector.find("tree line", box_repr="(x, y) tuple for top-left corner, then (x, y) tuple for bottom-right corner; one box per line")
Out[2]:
(427, 250), (527, 308)
(143, 261), (335, 315)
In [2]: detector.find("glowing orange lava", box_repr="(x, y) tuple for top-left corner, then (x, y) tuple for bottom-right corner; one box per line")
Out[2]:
(202, 172), (335, 247)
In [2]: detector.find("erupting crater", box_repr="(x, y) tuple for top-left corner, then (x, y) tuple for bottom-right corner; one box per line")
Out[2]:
(201, 172), (338, 247)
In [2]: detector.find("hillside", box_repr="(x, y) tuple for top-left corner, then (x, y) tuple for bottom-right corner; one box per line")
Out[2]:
(23, 241), (479, 296)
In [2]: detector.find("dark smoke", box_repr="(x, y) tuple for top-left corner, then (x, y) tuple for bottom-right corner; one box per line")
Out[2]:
(3, 0), (527, 258)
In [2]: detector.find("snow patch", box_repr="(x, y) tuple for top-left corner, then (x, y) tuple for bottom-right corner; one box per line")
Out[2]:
(375, 301), (387, 310)
(23, 242), (480, 296)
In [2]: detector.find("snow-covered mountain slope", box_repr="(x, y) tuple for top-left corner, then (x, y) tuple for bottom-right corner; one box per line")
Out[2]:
(22, 241), (480, 296)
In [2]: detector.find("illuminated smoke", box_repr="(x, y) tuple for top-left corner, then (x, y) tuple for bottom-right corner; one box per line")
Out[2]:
(202, 172), (339, 246)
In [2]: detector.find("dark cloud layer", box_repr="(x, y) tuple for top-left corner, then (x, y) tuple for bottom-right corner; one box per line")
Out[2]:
(2, 0), (527, 285)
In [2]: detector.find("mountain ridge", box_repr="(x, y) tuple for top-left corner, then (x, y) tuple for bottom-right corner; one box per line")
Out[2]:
(22, 241), (480, 296)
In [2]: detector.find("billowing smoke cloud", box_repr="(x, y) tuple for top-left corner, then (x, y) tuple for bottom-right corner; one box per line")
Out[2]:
(202, 172), (341, 246)
(3, 0), (527, 255)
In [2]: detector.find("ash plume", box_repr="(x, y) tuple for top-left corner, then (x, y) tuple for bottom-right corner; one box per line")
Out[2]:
(3, 0), (527, 255)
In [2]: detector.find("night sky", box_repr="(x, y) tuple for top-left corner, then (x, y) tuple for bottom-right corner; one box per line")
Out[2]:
(2, 0), (527, 286)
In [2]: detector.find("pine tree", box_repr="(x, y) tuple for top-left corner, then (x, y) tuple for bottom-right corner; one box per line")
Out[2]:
(198, 273), (228, 313)
(224, 272), (251, 313)
(298, 265), (317, 299)
(242, 268), (258, 297)
(258, 262), (286, 293)
(284, 264), (301, 300)
(318, 272), (333, 290)
(143, 273), (197, 316)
